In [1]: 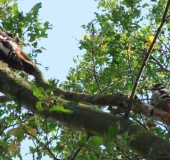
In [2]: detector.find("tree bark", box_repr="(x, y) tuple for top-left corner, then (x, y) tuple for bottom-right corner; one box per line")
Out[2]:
(0, 60), (170, 159)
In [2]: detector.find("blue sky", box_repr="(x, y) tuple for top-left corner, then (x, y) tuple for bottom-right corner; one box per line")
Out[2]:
(15, 0), (99, 159)
(18, 0), (99, 82)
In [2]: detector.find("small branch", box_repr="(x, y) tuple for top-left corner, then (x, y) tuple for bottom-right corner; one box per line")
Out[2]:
(101, 76), (127, 93)
(158, 37), (170, 52)
(114, 140), (131, 159)
(27, 131), (59, 160)
(69, 147), (82, 160)
(124, 0), (170, 118)
(91, 24), (102, 93)
(141, 50), (170, 72)
(150, 54), (170, 72)
(68, 135), (91, 160)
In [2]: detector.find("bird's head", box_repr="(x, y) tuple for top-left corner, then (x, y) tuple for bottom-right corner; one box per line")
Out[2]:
(148, 83), (165, 92)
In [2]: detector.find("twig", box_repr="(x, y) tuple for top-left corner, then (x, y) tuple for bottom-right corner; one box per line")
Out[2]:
(114, 140), (131, 159)
(150, 54), (170, 72)
(68, 134), (91, 160)
(101, 76), (127, 93)
(158, 37), (170, 52)
(141, 49), (170, 72)
(69, 147), (82, 160)
(45, 118), (49, 148)
(27, 131), (59, 160)
(91, 24), (102, 93)
(124, 0), (170, 118)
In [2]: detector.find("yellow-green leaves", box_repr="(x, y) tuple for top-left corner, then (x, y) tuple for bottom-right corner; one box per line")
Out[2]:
(123, 46), (134, 58)
(145, 35), (158, 50)
(7, 124), (36, 138)
(9, 139), (21, 155)
(7, 123), (36, 155)
(124, 49), (133, 58)
(81, 34), (90, 39)
(50, 102), (73, 114)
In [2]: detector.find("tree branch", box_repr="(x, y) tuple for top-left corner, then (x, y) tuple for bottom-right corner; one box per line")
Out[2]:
(0, 95), (11, 103)
(0, 61), (170, 159)
(124, 0), (170, 118)
(150, 54), (170, 72)
(91, 24), (102, 93)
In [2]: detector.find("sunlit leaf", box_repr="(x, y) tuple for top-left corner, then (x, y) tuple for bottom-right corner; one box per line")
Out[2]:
(9, 139), (21, 155)
(50, 103), (73, 114)
(24, 126), (36, 136)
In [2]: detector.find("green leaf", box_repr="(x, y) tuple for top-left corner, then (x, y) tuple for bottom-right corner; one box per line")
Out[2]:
(11, 4), (19, 16)
(107, 125), (118, 139)
(142, 3), (149, 8)
(50, 103), (73, 114)
(36, 101), (43, 110)
(7, 125), (25, 141)
(24, 126), (36, 136)
(91, 136), (103, 145)
(120, 130), (129, 139)
(32, 84), (45, 99)
(30, 2), (42, 15)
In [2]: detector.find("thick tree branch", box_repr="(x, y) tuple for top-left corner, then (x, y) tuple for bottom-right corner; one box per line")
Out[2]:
(0, 95), (11, 103)
(0, 61), (170, 159)
(0, 54), (166, 126)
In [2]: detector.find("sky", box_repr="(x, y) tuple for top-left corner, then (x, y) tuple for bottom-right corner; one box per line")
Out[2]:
(18, 0), (99, 82)
(15, 0), (99, 159)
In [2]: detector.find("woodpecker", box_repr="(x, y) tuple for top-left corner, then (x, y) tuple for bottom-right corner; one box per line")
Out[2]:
(148, 83), (170, 113)
(0, 31), (35, 75)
